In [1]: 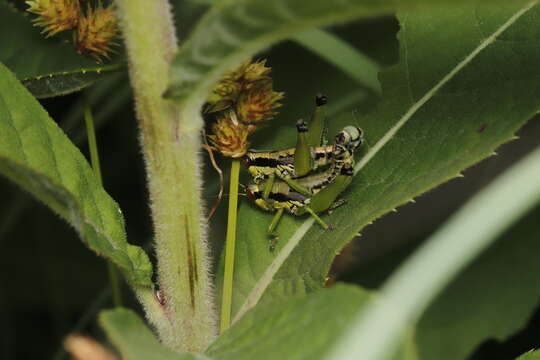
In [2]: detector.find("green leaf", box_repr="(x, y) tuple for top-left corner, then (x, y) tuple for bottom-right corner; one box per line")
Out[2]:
(347, 202), (540, 359)
(21, 63), (125, 99)
(0, 62), (152, 286)
(517, 350), (540, 360)
(225, 2), (540, 324)
(100, 308), (208, 360)
(207, 284), (417, 360)
(0, 0), (125, 98)
(414, 205), (540, 360)
(166, 0), (529, 106)
(326, 143), (540, 359)
(165, 0), (398, 104)
(292, 29), (381, 93)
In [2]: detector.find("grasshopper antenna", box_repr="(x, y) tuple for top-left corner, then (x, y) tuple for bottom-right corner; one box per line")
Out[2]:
(351, 108), (361, 127)
(202, 129), (224, 220)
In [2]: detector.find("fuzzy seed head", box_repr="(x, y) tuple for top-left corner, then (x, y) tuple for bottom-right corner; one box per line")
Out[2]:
(208, 112), (250, 158)
(207, 59), (283, 158)
(236, 82), (283, 124)
(205, 59), (274, 114)
(76, 4), (118, 62)
(26, 0), (80, 37)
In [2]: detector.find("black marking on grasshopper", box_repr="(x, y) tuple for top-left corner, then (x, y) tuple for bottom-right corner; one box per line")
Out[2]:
(248, 189), (308, 204)
(315, 94), (328, 106)
(243, 145), (336, 181)
(314, 150), (333, 160)
(247, 185), (309, 214)
(244, 155), (294, 169)
(296, 119), (308, 132)
(340, 164), (354, 176)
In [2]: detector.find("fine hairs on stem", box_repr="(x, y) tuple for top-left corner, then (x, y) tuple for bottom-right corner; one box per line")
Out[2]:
(114, 0), (217, 352)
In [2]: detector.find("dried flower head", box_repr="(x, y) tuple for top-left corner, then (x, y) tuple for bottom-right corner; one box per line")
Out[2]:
(208, 112), (251, 158)
(26, 0), (80, 37)
(236, 82), (283, 124)
(206, 59), (283, 159)
(205, 59), (274, 114)
(75, 3), (118, 62)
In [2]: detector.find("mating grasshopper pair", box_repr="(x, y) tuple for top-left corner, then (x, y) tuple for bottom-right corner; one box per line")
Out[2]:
(242, 95), (363, 236)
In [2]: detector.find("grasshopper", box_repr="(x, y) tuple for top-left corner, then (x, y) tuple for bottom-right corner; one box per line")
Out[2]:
(242, 94), (363, 197)
(246, 125), (362, 235)
(246, 160), (355, 235)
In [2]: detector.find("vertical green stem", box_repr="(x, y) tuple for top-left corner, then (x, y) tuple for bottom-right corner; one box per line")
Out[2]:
(220, 159), (240, 333)
(114, 0), (217, 352)
(83, 93), (123, 307)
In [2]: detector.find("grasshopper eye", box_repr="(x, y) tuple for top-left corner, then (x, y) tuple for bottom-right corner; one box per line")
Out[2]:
(334, 131), (350, 145)
(315, 94), (328, 107)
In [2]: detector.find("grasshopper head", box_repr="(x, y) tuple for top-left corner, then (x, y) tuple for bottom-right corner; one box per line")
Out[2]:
(335, 126), (364, 151)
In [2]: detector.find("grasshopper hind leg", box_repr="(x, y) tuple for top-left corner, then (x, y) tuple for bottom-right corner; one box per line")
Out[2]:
(294, 119), (311, 177)
(304, 206), (333, 231)
(267, 208), (284, 252)
(326, 198), (348, 215)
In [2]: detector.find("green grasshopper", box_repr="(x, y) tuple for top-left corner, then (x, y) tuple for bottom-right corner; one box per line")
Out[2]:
(242, 95), (362, 197)
(246, 160), (355, 235)
(246, 125), (362, 234)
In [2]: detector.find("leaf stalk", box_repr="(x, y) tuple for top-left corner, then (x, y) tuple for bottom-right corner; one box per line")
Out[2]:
(220, 159), (240, 333)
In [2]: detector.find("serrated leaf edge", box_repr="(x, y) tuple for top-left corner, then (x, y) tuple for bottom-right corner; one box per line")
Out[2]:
(20, 62), (125, 82)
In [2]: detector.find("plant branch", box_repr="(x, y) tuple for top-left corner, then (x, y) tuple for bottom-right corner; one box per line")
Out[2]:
(113, 0), (217, 352)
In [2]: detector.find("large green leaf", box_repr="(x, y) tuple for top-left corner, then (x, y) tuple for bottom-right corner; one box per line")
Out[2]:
(224, 2), (540, 323)
(0, 0), (125, 98)
(0, 62), (152, 286)
(327, 143), (540, 359)
(100, 308), (208, 360)
(165, 0), (398, 104)
(347, 203), (540, 359)
(414, 205), (540, 360)
(166, 0), (527, 106)
(207, 284), (417, 360)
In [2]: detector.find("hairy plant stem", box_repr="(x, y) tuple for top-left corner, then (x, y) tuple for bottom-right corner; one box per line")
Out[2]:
(114, 0), (217, 352)
(220, 159), (240, 333)
(83, 93), (123, 308)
